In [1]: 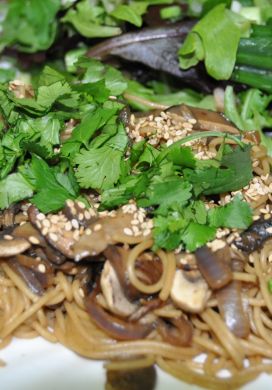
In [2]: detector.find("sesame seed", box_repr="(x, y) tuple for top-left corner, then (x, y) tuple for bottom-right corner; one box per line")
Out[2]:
(77, 201), (86, 209)
(73, 231), (80, 240)
(188, 118), (197, 124)
(132, 226), (139, 234)
(29, 236), (40, 245)
(37, 213), (45, 221)
(70, 206), (77, 215)
(36, 221), (42, 229)
(264, 214), (271, 220)
(266, 227), (272, 234)
(42, 219), (51, 228)
(37, 264), (46, 273)
(49, 233), (58, 242)
(124, 227), (133, 236)
(79, 288), (85, 297)
(71, 219), (79, 229)
(143, 229), (151, 236)
(138, 214), (144, 223)
(4, 235), (13, 240)
(66, 199), (74, 208)
(65, 221), (72, 231)
(84, 211), (91, 219)
(78, 213), (84, 221)
(131, 219), (139, 225)
(89, 208), (97, 216)
(85, 228), (92, 235)
(94, 224), (102, 232)
(51, 215), (59, 224)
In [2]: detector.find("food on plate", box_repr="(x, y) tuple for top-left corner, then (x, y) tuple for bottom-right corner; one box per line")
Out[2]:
(1, 95), (272, 388)
(0, 1), (272, 389)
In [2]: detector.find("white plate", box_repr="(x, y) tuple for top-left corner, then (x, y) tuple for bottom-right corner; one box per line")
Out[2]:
(1, 338), (272, 390)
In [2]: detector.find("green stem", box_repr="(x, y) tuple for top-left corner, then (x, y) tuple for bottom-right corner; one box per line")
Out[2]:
(231, 65), (272, 93)
(236, 38), (272, 70)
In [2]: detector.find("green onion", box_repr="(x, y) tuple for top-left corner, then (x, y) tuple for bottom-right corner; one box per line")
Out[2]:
(231, 65), (272, 93)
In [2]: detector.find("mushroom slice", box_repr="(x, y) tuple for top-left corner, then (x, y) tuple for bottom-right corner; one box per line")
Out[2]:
(73, 211), (134, 261)
(64, 199), (98, 228)
(170, 270), (211, 313)
(167, 104), (239, 134)
(28, 205), (75, 258)
(101, 261), (137, 317)
(0, 237), (30, 257)
(14, 221), (66, 265)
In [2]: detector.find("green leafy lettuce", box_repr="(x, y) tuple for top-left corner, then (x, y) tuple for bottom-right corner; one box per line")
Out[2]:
(179, 4), (250, 79)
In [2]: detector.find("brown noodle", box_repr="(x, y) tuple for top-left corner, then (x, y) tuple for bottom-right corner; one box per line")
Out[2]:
(0, 142), (272, 390)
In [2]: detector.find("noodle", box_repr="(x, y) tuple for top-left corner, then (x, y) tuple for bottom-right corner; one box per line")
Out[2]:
(0, 131), (272, 390)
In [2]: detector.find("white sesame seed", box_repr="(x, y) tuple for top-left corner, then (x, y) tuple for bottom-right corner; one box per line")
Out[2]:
(78, 213), (84, 221)
(188, 118), (197, 124)
(37, 213), (45, 221)
(94, 224), (102, 232)
(29, 236), (40, 245)
(38, 264), (46, 273)
(4, 235), (13, 240)
(85, 228), (92, 235)
(42, 228), (48, 235)
(124, 227), (133, 236)
(65, 221), (72, 231)
(131, 219), (139, 225)
(49, 233), (58, 242)
(71, 219), (79, 229)
(84, 211), (91, 219)
(50, 215), (59, 224)
(42, 219), (51, 228)
(143, 229), (151, 236)
(79, 288), (85, 297)
(66, 199), (74, 208)
(77, 201), (86, 209)
(266, 227), (272, 234)
(73, 230), (80, 240)
(132, 226), (139, 234)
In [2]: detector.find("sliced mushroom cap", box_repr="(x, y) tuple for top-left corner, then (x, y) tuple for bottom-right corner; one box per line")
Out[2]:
(0, 237), (30, 257)
(14, 222), (66, 265)
(101, 261), (137, 317)
(28, 206), (75, 258)
(73, 211), (135, 261)
(170, 270), (211, 313)
(167, 104), (239, 134)
(8, 258), (45, 296)
(104, 245), (140, 301)
(63, 199), (98, 228)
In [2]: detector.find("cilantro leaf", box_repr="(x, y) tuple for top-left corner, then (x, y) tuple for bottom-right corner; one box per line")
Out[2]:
(184, 144), (253, 195)
(74, 123), (128, 190)
(208, 195), (253, 229)
(0, 173), (33, 209)
(79, 58), (127, 96)
(29, 156), (78, 213)
(153, 214), (187, 251)
(182, 222), (216, 252)
(138, 179), (192, 214)
(75, 146), (124, 190)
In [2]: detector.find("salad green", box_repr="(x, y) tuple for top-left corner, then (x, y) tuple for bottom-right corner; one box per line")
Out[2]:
(0, 0), (271, 252)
